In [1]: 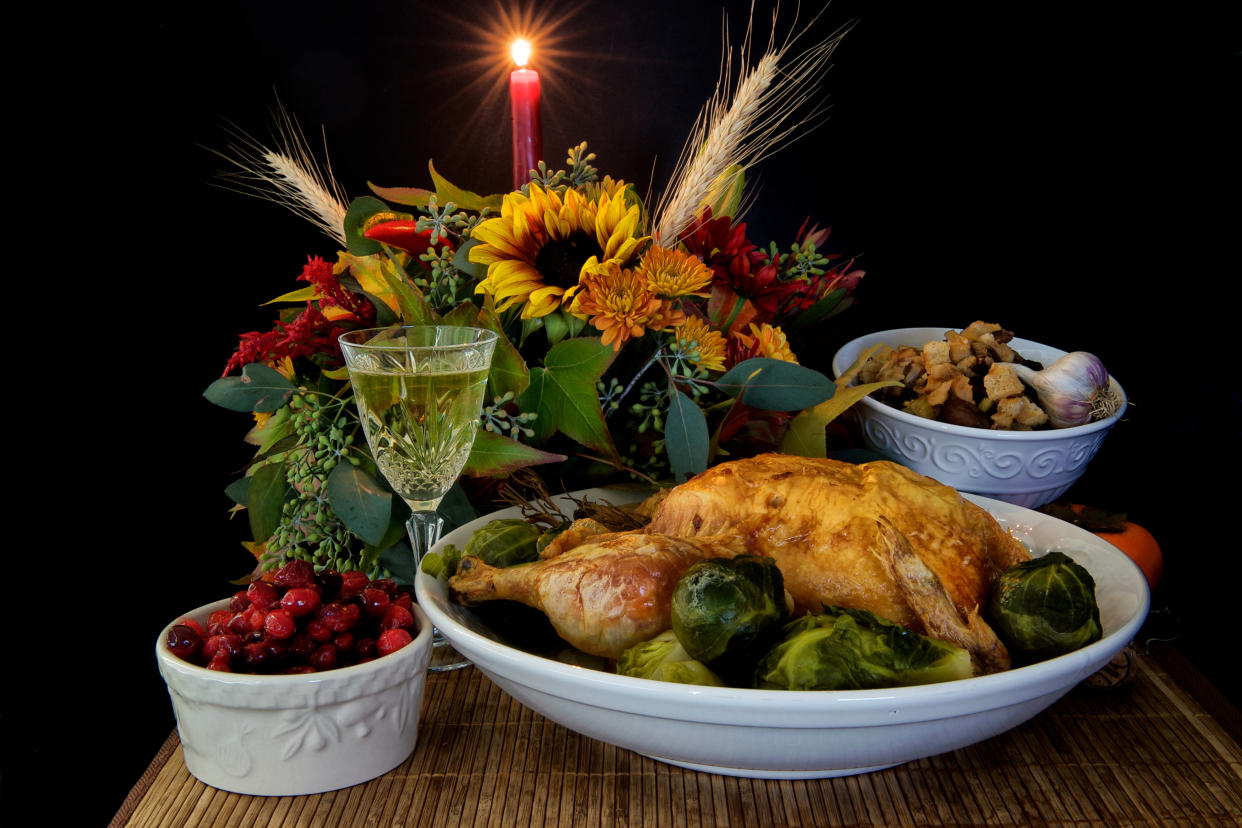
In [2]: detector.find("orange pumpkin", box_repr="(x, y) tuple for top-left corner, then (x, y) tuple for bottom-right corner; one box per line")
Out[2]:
(1068, 504), (1162, 590)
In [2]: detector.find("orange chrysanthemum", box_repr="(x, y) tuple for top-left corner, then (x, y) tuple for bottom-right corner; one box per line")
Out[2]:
(637, 244), (714, 300)
(674, 316), (727, 372)
(733, 322), (799, 364)
(575, 262), (680, 351)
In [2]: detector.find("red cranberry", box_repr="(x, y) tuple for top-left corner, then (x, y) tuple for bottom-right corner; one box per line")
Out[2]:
(288, 632), (317, 658)
(376, 628), (412, 656)
(242, 641), (270, 671)
(207, 652), (233, 672)
(246, 580), (280, 610)
(355, 637), (378, 659)
(284, 665), (315, 675)
(203, 633), (242, 662)
(316, 569), (343, 600)
(228, 590), (251, 613)
(318, 602), (361, 633)
(339, 570), (370, 598)
(361, 588), (391, 617)
(273, 559), (316, 589)
(264, 609), (297, 640)
(306, 618), (335, 643)
(280, 587), (320, 617)
(206, 609), (233, 635)
(381, 604), (415, 631)
(370, 578), (398, 598)
(333, 632), (355, 653)
(393, 591), (414, 612)
(177, 618), (206, 636)
(166, 625), (203, 661)
(309, 643), (339, 671)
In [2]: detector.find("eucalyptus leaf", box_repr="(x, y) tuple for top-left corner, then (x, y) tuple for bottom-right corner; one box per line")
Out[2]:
(344, 196), (392, 256)
(204, 363), (297, 413)
(325, 463), (393, 547)
(665, 388), (710, 483)
(714, 358), (836, 411)
(247, 460), (287, 543)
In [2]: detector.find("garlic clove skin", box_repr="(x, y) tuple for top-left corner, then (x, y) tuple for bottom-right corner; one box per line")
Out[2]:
(1009, 351), (1121, 428)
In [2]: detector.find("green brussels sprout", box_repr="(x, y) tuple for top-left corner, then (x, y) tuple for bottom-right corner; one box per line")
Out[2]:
(616, 630), (724, 686)
(989, 551), (1103, 665)
(754, 607), (973, 690)
(671, 555), (789, 684)
(463, 518), (541, 569)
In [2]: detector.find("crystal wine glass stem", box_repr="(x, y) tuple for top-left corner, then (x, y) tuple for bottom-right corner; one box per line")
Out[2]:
(405, 510), (471, 672)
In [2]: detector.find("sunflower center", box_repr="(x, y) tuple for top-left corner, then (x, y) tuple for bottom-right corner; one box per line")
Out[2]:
(535, 234), (604, 288)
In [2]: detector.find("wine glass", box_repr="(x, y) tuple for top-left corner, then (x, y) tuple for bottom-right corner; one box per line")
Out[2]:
(339, 325), (498, 671)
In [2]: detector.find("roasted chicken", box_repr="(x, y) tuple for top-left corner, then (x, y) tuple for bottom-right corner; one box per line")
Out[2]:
(449, 454), (1030, 672)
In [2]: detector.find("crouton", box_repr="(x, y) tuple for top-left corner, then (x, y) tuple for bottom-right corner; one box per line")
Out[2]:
(922, 339), (951, 367)
(983, 363), (1025, 401)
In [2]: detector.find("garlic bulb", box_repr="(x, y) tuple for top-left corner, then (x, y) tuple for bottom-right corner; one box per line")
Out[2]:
(1009, 351), (1122, 428)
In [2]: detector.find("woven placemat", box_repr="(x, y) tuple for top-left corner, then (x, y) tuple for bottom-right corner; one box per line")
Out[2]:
(116, 655), (1242, 827)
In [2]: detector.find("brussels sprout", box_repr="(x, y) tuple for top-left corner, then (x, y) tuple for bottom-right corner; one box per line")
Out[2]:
(463, 518), (541, 568)
(989, 551), (1103, 664)
(617, 630), (724, 686)
(754, 607), (973, 690)
(671, 555), (789, 684)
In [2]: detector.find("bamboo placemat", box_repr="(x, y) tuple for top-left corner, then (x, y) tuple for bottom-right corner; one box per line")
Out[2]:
(115, 654), (1242, 828)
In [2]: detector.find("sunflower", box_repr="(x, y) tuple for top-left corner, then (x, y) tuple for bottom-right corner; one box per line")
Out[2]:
(469, 183), (649, 319)
(637, 244), (714, 300)
(673, 316), (727, 372)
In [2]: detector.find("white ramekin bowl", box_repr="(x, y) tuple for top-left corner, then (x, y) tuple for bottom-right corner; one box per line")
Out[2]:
(155, 598), (432, 796)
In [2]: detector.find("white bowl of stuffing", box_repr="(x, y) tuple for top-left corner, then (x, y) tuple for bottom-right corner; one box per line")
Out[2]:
(830, 323), (1127, 508)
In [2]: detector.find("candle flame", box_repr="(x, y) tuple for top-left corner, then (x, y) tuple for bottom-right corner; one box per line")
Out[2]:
(510, 38), (532, 68)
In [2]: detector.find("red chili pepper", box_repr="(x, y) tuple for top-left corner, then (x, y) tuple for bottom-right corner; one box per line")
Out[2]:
(363, 220), (450, 258)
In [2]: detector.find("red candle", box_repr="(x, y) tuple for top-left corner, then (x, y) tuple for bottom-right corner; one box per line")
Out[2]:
(509, 39), (543, 190)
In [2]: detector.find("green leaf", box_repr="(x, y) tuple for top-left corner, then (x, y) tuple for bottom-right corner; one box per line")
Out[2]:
(325, 463), (394, 547)
(247, 460), (287, 543)
(701, 164), (745, 220)
(437, 482), (478, 534)
(463, 429), (568, 477)
(781, 380), (904, 457)
(714, 358), (836, 411)
(477, 302), (529, 398)
(204, 363), (297, 413)
(367, 182), (435, 208)
(344, 196), (392, 256)
(789, 289), (852, 331)
(374, 257), (436, 325)
(245, 404), (294, 454)
(518, 338), (618, 460)
(429, 160), (505, 212)
(262, 285), (319, 305)
(376, 540), (417, 585)
(543, 309), (570, 344)
(451, 237), (487, 280)
(224, 476), (249, 507)
(665, 388), (709, 483)
(440, 301), (480, 327)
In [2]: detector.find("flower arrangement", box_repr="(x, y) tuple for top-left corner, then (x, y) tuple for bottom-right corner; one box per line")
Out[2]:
(204, 17), (891, 581)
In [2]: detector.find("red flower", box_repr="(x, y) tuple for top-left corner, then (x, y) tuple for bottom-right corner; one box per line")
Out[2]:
(680, 209), (767, 287)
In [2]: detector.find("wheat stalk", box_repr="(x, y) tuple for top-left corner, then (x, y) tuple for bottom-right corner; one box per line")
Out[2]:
(651, 4), (853, 246)
(206, 99), (349, 247)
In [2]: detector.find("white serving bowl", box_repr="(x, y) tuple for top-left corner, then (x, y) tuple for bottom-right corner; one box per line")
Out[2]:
(416, 490), (1148, 779)
(831, 327), (1127, 508)
(155, 599), (433, 796)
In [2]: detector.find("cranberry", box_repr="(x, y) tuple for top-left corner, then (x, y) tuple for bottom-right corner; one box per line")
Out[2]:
(370, 578), (399, 598)
(246, 580), (279, 610)
(288, 632), (317, 658)
(333, 632), (355, 653)
(381, 604), (415, 631)
(355, 637), (378, 660)
(228, 590), (251, 613)
(376, 628), (412, 656)
(203, 633), (242, 662)
(284, 665), (315, 675)
(306, 618), (335, 643)
(206, 609), (233, 635)
(280, 587), (321, 617)
(264, 608), (297, 640)
(309, 643), (339, 671)
(177, 618), (206, 636)
(339, 570), (370, 598)
(166, 624), (203, 660)
(273, 559), (316, 589)
(263, 638), (289, 662)
(242, 641), (270, 671)
(361, 588), (391, 617)
(318, 602), (361, 633)
(393, 591), (414, 612)
(207, 653), (233, 672)
(316, 569), (343, 601)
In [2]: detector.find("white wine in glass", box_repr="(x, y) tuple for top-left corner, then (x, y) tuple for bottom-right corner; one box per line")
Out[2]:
(339, 325), (498, 671)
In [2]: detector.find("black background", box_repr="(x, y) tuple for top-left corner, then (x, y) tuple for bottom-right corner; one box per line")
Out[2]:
(11, 2), (1236, 823)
